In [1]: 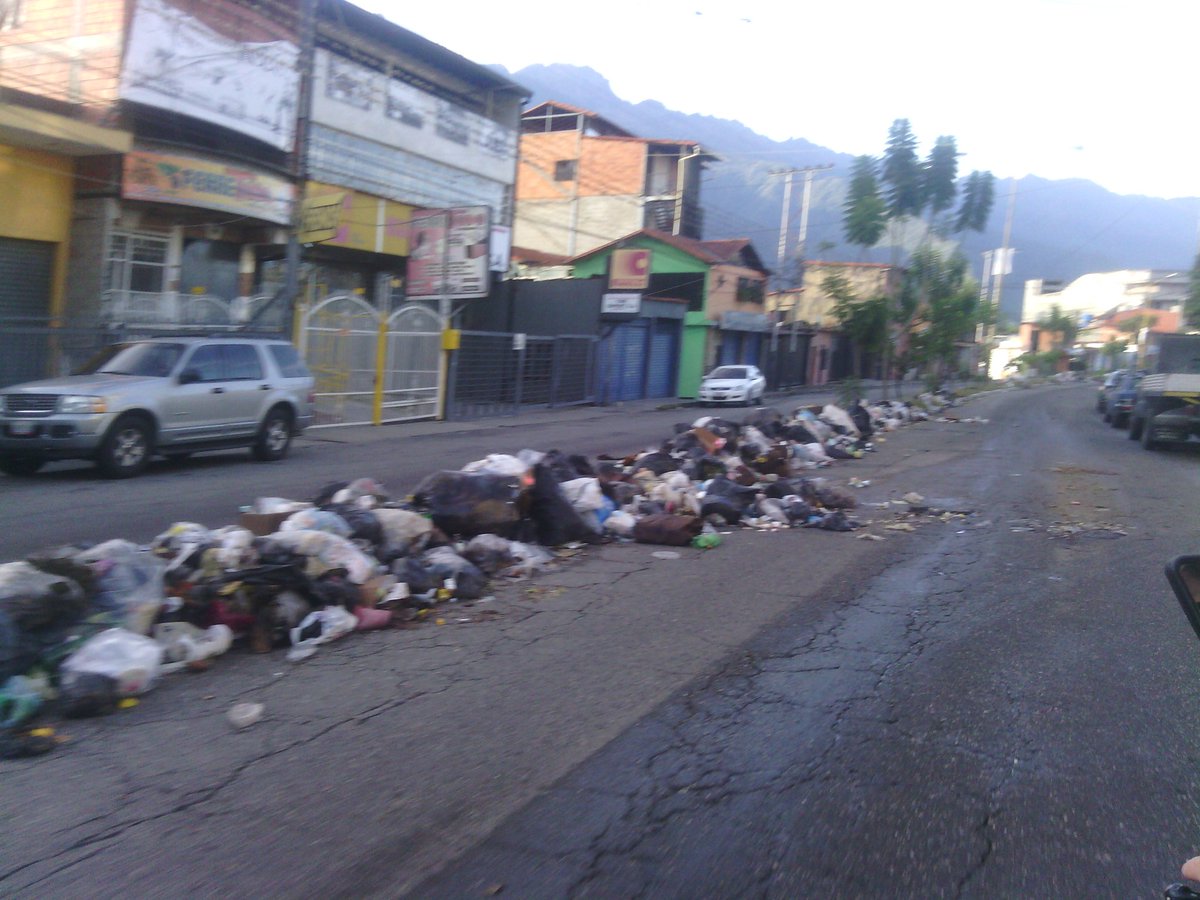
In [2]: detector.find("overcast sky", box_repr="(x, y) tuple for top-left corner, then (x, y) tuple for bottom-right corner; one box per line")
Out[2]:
(360, 0), (1198, 201)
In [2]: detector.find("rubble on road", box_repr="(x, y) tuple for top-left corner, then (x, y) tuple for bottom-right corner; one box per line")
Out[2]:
(0, 390), (973, 753)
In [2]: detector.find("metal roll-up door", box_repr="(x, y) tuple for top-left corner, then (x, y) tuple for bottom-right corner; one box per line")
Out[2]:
(645, 320), (679, 398)
(606, 321), (648, 401)
(719, 332), (741, 366)
(0, 238), (53, 319)
(744, 333), (762, 366)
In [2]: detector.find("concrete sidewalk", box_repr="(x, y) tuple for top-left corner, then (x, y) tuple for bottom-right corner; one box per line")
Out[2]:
(302, 378), (946, 445)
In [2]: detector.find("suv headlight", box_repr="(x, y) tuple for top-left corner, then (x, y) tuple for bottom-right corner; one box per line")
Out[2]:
(59, 395), (108, 414)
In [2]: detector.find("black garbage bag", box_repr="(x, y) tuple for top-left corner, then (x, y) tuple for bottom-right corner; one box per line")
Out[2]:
(322, 504), (384, 547)
(421, 547), (488, 600)
(743, 407), (784, 430)
(0, 609), (40, 682)
(410, 470), (524, 539)
(850, 402), (874, 438)
(542, 451), (588, 487)
(310, 572), (361, 610)
(700, 475), (761, 525)
(783, 423), (819, 443)
(632, 450), (678, 476)
(59, 671), (119, 718)
(525, 463), (601, 546)
(393, 556), (439, 596)
(782, 496), (817, 523)
(702, 417), (741, 441)
(679, 455), (727, 481)
(808, 509), (857, 532)
(0, 562), (89, 633)
(313, 481), (352, 506)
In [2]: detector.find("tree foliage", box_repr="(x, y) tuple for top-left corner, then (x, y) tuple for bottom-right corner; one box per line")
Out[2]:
(881, 119), (923, 219)
(1036, 304), (1079, 349)
(842, 155), (887, 251)
(826, 271), (890, 357)
(954, 171), (995, 233)
(922, 136), (959, 222)
(904, 248), (981, 374)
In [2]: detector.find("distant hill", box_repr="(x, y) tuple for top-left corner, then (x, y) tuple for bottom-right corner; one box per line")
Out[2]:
(504, 63), (1200, 323)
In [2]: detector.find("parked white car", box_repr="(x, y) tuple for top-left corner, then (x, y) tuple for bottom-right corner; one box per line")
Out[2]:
(697, 365), (766, 406)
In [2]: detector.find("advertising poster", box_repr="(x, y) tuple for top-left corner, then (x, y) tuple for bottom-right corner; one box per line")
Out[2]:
(406, 206), (492, 299)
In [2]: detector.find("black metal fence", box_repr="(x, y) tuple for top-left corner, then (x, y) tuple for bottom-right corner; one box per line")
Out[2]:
(446, 330), (599, 420)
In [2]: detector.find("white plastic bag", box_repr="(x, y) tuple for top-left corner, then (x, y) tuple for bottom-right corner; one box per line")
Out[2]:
(154, 622), (233, 675)
(61, 628), (162, 696)
(73, 540), (166, 635)
(287, 607), (357, 661)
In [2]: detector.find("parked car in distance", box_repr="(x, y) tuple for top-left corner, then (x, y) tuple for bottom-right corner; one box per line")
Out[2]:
(1103, 371), (1142, 428)
(697, 364), (766, 406)
(0, 336), (315, 478)
(1096, 369), (1125, 414)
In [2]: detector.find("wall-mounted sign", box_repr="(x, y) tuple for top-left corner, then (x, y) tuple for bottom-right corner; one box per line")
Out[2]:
(300, 183), (412, 256)
(312, 49), (518, 187)
(406, 206), (492, 299)
(609, 248), (651, 290)
(120, 0), (299, 152)
(602, 293), (642, 315)
(122, 150), (293, 224)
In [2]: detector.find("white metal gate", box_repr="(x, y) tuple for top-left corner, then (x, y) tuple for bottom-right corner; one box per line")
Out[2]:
(300, 294), (443, 427)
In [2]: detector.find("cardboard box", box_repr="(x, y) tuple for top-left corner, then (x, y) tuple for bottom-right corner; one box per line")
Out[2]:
(238, 511), (295, 536)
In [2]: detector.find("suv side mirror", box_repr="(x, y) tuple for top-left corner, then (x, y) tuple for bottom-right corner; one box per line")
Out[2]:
(178, 369), (201, 385)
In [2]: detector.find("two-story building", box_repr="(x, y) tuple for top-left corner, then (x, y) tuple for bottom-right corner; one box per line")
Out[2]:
(514, 101), (715, 258)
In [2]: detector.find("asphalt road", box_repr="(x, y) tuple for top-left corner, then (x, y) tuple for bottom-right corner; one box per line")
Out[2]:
(4, 383), (1200, 898)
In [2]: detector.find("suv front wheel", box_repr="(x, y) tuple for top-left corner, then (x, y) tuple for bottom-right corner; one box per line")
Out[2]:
(252, 406), (293, 461)
(98, 414), (153, 478)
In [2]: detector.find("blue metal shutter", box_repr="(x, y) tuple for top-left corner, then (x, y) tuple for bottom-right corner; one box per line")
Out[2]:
(744, 334), (762, 366)
(645, 321), (679, 398)
(607, 321), (648, 401)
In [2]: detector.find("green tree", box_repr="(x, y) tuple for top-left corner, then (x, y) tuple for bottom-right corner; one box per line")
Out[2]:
(1037, 304), (1079, 350)
(1186, 252), (1200, 328)
(841, 155), (887, 252)
(954, 171), (996, 233)
(905, 248), (981, 377)
(921, 135), (959, 231)
(826, 271), (890, 360)
(881, 119), (924, 219)
(1102, 337), (1128, 368)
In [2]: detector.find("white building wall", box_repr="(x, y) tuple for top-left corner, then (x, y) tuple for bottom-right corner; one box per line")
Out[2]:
(1022, 270), (1153, 323)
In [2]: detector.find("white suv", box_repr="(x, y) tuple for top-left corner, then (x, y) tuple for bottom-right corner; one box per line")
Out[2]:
(0, 336), (315, 478)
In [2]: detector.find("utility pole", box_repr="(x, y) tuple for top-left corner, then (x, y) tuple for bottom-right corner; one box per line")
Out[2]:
(771, 164), (834, 289)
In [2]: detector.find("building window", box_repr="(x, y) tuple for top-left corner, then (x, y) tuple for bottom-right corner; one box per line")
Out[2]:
(554, 159), (577, 181)
(736, 276), (764, 304)
(0, 0), (23, 30)
(105, 233), (169, 297)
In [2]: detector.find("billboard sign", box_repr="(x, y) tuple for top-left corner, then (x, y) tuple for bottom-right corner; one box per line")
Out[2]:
(120, 0), (299, 152)
(406, 207), (492, 299)
(609, 248), (651, 290)
(122, 149), (293, 224)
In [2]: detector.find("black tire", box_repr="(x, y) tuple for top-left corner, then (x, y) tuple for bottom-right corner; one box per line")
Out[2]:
(97, 415), (152, 478)
(1128, 415), (1142, 440)
(0, 457), (43, 476)
(1102, 409), (1111, 424)
(1141, 417), (1159, 451)
(252, 407), (293, 461)
(1109, 413), (1125, 429)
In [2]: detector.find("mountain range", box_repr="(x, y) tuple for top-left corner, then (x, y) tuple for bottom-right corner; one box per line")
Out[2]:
(503, 63), (1200, 324)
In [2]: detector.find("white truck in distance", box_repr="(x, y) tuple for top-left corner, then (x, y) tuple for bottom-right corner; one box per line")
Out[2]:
(1128, 333), (1200, 450)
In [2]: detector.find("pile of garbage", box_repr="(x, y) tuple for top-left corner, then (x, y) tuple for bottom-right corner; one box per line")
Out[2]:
(0, 393), (959, 752)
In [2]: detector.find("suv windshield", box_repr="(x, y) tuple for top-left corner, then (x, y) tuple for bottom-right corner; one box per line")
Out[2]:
(82, 342), (185, 377)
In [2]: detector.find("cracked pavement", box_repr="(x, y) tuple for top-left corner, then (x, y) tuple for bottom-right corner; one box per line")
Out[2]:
(5, 385), (1200, 898)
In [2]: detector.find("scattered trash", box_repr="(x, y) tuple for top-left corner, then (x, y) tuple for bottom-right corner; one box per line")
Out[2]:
(227, 702), (264, 729)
